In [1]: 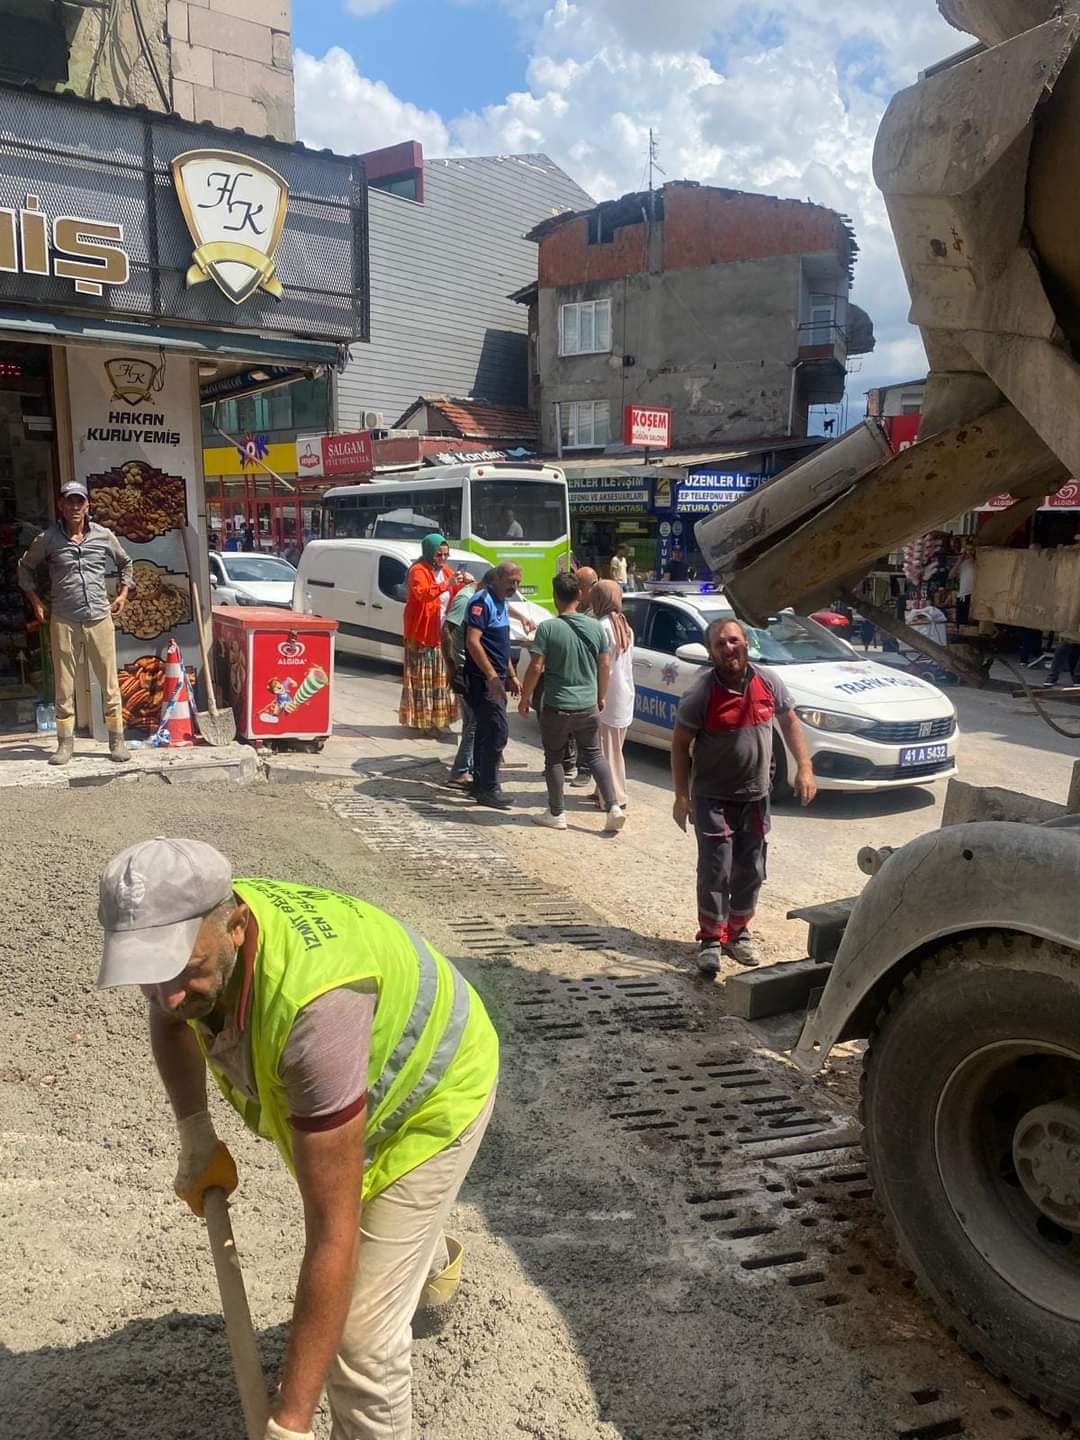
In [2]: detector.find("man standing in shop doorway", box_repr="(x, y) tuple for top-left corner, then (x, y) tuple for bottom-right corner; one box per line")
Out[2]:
(18, 479), (133, 766)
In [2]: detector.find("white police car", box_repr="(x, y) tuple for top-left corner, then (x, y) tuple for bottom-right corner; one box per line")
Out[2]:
(623, 590), (958, 794)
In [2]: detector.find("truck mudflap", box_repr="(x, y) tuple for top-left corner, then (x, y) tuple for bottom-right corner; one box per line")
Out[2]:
(793, 820), (1080, 1074)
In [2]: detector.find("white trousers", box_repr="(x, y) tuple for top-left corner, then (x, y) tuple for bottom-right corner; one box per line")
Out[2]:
(599, 723), (629, 807)
(326, 1090), (496, 1439)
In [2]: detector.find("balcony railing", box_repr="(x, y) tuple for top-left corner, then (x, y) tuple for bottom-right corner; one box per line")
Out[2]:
(797, 321), (849, 365)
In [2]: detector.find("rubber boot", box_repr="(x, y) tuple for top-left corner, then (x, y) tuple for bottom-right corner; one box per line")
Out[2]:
(108, 731), (131, 764)
(48, 735), (74, 767)
(412, 1236), (463, 1338)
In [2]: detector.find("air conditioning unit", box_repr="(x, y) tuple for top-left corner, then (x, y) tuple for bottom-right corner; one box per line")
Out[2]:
(371, 428), (420, 441)
(362, 411), (386, 429)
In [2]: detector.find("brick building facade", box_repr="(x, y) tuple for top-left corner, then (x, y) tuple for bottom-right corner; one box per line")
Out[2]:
(519, 181), (874, 454)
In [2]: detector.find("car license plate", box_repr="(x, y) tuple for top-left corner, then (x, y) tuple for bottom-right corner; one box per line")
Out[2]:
(899, 743), (949, 767)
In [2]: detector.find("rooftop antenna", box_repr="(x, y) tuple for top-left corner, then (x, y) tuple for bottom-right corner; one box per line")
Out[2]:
(648, 128), (666, 213)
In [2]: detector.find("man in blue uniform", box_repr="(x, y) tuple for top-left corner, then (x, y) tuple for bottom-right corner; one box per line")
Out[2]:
(464, 562), (522, 810)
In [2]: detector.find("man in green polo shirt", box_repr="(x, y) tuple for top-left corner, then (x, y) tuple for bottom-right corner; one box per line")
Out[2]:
(519, 569), (626, 833)
(97, 837), (499, 1440)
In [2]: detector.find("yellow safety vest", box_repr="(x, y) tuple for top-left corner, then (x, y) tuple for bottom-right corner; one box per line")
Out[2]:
(193, 879), (499, 1202)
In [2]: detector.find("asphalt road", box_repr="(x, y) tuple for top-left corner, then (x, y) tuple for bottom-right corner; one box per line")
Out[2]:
(3, 661), (1075, 1440)
(331, 652), (1080, 968)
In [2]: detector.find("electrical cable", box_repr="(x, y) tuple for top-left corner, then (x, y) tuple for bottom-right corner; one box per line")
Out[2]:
(996, 655), (1080, 740)
(87, 0), (121, 100)
(128, 0), (171, 112)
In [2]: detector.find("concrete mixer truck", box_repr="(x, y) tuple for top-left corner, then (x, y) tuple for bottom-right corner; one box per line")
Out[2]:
(694, 2), (1080, 1419)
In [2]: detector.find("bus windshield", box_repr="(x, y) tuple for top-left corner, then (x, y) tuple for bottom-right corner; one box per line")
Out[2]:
(470, 480), (567, 543)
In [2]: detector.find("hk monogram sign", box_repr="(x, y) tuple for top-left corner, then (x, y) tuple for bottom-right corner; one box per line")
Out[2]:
(171, 149), (289, 305)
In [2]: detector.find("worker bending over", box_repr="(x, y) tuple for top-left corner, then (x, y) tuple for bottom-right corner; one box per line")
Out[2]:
(97, 838), (499, 1440)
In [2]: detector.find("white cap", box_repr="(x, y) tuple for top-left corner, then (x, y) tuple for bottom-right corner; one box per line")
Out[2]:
(60, 480), (88, 499)
(97, 838), (234, 989)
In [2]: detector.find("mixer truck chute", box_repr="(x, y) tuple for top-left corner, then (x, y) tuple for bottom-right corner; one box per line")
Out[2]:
(693, 4), (1080, 1419)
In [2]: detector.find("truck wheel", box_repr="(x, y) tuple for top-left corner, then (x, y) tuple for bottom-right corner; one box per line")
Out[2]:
(863, 933), (1080, 1421)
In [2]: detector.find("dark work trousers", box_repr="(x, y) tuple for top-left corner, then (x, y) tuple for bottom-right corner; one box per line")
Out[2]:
(539, 706), (616, 814)
(1048, 640), (1080, 684)
(468, 675), (509, 794)
(693, 796), (770, 944)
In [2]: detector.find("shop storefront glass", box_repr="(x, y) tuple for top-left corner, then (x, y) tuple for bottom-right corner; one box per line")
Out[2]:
(0, 83), (368, 735)
(0, 342), (57, 724)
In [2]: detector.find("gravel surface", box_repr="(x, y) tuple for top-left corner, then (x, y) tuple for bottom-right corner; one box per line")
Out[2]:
(1, 776), (1064, 1440)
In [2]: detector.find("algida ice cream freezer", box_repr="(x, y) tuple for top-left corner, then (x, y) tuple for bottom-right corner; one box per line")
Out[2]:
(212, 606), (338, 750)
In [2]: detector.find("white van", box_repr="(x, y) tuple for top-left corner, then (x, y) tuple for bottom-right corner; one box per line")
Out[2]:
(292, 539), (548, 663)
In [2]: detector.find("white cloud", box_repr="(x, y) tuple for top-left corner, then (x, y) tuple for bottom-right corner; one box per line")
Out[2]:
(343, 0), (399, 15)
(298, 1), (966, 404)
(294, 47), (451, 157)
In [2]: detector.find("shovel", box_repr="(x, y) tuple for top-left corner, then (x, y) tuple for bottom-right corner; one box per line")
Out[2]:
(203, 1187), (271, 1440)
(181, 526), (237, 746)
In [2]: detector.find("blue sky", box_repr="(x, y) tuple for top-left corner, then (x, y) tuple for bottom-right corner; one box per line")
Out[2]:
(295, 1), (528, 120)
(294, 1), (965, 401)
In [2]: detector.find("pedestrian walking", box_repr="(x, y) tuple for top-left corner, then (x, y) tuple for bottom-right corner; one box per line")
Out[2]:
(563, 565), (598, 786)
(444, 570), (539, 788)
(18, 479), (133, 766)
(1044, 633), (1080, 688)
(97, 837), (498, 1440)
(519, 570), (626, 833)
(671, 618), (816, 976)
(464, 561), (523, 809)
(609, 545), (630, 586)
(589, 579), (635, 810)
(399, 533), (468, 739)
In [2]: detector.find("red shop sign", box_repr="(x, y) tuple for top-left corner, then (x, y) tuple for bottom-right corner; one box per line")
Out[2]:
(978, 480), (1080, 512)
(323, 430), (374, 478)
(623, 404), (671, 449)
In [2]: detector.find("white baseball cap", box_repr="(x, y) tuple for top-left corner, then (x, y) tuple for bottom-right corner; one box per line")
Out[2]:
(60, 480), (89, 499)
(97, 838), (234, 989)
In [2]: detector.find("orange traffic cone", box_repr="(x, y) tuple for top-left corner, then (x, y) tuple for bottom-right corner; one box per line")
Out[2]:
(151, 638), (195, 748)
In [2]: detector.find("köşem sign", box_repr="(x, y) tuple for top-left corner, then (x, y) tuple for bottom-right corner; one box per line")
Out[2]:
(624, 404), (672, 449)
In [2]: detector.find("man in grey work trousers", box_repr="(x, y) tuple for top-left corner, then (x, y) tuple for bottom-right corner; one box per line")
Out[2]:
(671, 618), (816, 975)
(19, 479), (133, 765)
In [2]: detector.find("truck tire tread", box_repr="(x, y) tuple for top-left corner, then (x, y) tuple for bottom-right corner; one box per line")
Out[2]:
(859, 932), (1080, 1425)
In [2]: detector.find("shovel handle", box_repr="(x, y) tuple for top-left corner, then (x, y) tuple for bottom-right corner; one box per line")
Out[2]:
(203, 1187), (271, 1440)
(181, 524), (223, 719)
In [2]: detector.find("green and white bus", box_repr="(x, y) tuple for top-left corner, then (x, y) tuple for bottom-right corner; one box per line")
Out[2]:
(319, 462), (571, 610)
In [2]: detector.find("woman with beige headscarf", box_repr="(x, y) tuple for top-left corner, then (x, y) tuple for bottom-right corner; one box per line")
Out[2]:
(590, 579), (635, 809)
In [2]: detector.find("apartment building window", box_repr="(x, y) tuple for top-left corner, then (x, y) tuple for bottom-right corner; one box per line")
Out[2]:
(561, 400), (611, 450)
(807, 293), (837, 345)
(560, 299), (612, 356)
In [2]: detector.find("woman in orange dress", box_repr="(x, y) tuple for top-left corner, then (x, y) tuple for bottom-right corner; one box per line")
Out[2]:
(399, 532), (467, 737)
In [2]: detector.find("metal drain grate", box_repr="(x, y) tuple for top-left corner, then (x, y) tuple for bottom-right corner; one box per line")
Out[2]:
(605, 1054), (834, 1151)
(330, 792), (663, 973)
(321, 781), (1056, 1440)
(512, 974), (698, 1042)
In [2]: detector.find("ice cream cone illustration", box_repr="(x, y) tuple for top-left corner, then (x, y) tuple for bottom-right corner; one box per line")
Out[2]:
(283, 665), (328, 713)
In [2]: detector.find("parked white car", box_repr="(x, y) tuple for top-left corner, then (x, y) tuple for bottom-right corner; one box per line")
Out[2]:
(621, 589), (959, 794)
(292, 539), (549, 663)
(209, 551), (297, 608)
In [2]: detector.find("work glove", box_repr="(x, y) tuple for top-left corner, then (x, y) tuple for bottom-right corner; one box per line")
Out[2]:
(264, 1420), (314, 1440)
(174, 1111), (238, 1217)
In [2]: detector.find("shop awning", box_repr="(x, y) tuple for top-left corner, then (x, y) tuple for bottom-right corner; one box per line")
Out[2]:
(558, 437), (823, 482)
(0, 306), (344, 368)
